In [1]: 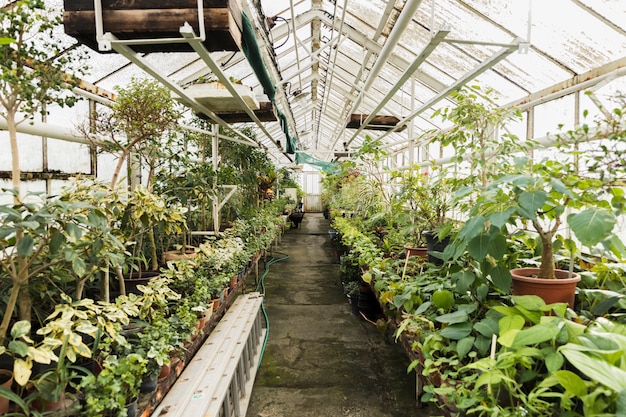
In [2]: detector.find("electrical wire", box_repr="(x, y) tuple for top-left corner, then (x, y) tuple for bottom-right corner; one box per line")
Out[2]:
(255, 250), (290, 369)
(269, 16), (291, 49)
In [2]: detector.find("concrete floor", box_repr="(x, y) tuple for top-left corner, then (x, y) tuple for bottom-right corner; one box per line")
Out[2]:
(246, 213), (437, 417)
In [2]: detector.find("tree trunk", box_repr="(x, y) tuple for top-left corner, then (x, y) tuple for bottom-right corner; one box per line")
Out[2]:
(7, 111), (32, 326)
(17, 256), (32, 324)
(0, 281), (22, 341)
(148, 228), (158, 271)
(7, 112), (20, 202)
(110, 148), (129, 189)
(538, 233), (555, 279)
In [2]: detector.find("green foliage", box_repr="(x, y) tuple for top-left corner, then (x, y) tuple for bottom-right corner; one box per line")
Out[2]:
(79, 353), (147, 416)
(429, 85), (529, 190)
(447, 100), (626, 280)
(453, 296), (626, 416)
(0, 191), (127, 337)
(0, 0), (85, 120)
(86, 77), (181, 188)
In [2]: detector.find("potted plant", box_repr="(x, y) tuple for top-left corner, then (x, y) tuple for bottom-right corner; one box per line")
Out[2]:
(449, 102), (626, 307)
(79, 353), (147, 417)
(391, 165), (455, 263)
(0, 191), (127, 339)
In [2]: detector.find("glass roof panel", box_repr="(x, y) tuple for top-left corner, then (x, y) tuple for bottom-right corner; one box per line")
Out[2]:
(14, 0), (626, 166)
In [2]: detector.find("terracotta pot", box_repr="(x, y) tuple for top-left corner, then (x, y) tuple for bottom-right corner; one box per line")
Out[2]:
(158, 363), (171, 381)
(404, 244), (428, 260)
(511, 267), (581, 308)
(0, 370), (13, 414)
(32, 390), (69, 412)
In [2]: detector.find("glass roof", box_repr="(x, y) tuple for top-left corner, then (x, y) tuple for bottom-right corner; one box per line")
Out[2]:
(24, 0), (626, 166)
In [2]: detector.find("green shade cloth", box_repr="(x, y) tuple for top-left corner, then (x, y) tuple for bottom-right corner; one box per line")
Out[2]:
(295, 152), (339, 174)
(241, 12), (297, 154)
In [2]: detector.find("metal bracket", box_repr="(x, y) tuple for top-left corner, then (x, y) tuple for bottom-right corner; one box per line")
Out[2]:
(93, 0), (206, 52)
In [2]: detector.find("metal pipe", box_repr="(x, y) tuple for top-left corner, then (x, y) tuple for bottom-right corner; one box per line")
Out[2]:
(343, 29), (449, 146)
(0, 116), (91, 144)
(345, 0), (424, 117)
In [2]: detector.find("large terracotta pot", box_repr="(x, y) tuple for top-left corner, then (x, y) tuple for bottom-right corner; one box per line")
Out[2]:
(510, 267), (580, 308)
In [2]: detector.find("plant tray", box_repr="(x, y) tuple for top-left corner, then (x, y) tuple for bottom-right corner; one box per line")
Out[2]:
(346, 114), (407, 131)
(63, 0), (243, 53)
(197, 101), (277, 122)
(178, 82), (260, 112)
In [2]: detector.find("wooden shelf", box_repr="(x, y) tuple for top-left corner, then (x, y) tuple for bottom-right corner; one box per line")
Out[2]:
(197, 101), (277, 122)
(63, 0), (243, 53)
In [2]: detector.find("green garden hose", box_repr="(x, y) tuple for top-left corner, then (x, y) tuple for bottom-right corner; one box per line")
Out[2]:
(255, 251), (290, 369)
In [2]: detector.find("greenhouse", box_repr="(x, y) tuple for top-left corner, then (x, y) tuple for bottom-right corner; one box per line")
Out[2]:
(1, 0), (626, 415)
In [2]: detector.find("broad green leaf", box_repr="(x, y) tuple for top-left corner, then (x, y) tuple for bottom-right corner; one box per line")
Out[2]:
(474, 316), (500, 338)
(474, 370), (505, 388)
(551, 178), (575, 199)
(499, 315), (525, 334)
(561, 348), (626, 390)
(440, 322), (472, 340)
(474, 335), (492, 356)
(552, 370), (586, 398)
(488, 233), (507, 261)
(518, 190), (547, 219)
(489, 265), (512, 293)
(8, 341), (28, 357)
(468, 234), (491, 260)
(512, 295), (546, 311)
(457, 336), (475, 359)
(16, 235), (34, 258)
(545, 350), (564, 372)
(457, 215), (486, 241)
(415, 301), (431, 315)
(568, 209), (615, 247)
(13, 358), (31, 386)
(436, 310), (469, 324)
(49, 231), (64, 254)
(10, 321), (31, 339)
(92, 237), (104, 254)
(488, 207), (517, 229)
(512, 321), (560, 347)
(498, 328), (519, 348)
(452, 270), (475, 294)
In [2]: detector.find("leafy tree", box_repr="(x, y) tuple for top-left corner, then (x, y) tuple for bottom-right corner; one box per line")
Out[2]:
(82, 77), (181, 189)
(0, 0), (85, 325)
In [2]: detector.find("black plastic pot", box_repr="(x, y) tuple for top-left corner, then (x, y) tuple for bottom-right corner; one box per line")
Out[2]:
(424, 231), (451, 266)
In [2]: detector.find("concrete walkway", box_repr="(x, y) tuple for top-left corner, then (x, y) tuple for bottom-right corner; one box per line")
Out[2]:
(246, 213), (437, 417)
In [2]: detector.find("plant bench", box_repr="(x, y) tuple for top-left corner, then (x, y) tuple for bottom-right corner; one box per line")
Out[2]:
(150, 292), (266, 417)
